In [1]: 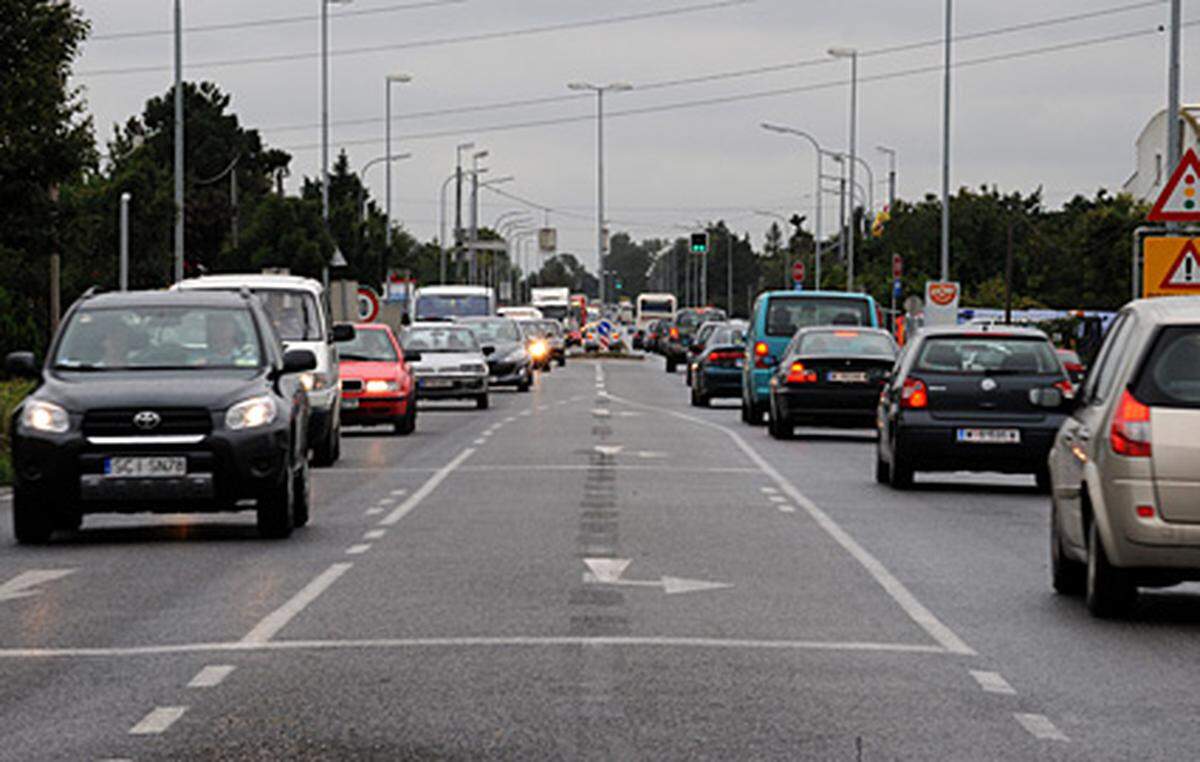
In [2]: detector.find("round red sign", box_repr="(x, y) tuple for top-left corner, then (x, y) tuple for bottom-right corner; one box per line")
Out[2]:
(791, 261), (806, 283)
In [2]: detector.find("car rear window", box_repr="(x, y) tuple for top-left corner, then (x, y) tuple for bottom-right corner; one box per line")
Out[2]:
(764, 296), (871, 336)
(797, 330), (896, 358)
(915, 336), (1061, 375)
(1132, 326), (1200, 408)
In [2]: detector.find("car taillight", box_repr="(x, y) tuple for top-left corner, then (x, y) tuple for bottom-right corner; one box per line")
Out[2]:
(1111, 388), (1151, 457)
(709, 350), (741, 362)
(786, 362), (817, 384)
(901, 377), (928, 409)
(670, 327), (680, 340)
(1054, 378), (1074, 398)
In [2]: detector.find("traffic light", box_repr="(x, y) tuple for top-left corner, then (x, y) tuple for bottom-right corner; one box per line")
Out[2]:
(690, 232), (708, 254)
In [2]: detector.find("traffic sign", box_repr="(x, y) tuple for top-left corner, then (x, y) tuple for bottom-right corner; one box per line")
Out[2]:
(924, 281), (960, 327)
(892, 253), (903, 279)
(356, 287), (380, 323)
(1148, 148), (1200, 222)
(791, 260), (805, 284)
(1143, 237), (1200, 296)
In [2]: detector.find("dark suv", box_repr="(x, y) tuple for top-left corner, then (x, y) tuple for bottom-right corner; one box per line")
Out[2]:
(5, 289), (317, 543)
(664, 307), (727, 373)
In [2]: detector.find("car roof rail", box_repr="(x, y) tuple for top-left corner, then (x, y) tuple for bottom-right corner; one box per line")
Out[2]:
(239, 286), (253, 300)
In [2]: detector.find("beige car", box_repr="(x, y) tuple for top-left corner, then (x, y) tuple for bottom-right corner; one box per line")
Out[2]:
(1048, 297), (1200, 617)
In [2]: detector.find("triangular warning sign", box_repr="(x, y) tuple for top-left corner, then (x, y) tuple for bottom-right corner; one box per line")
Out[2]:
(1149, 148), (1200, 222)
(1159, 240), (1200, 290)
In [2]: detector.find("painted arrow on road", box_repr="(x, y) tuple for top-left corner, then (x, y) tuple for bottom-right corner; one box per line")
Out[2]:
(0, 569), (76, 603)
(582, 558), (731, 595)
(594, 445), (624, 457)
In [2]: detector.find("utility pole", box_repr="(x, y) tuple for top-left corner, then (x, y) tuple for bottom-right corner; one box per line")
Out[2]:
(49, 185), (60, 332)
(173, 0), (184, 283)
(230, 162), (239, 249)
(940, 0), (952, 281)
(829, 47), (859, 291)
(877, 145), (897, 210)
(726, 229), (733, 316)
(120, 192), (131, 290)
(1166, 0), (1183, 221)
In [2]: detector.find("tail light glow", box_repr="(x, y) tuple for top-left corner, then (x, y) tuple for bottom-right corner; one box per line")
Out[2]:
(1136, 505), (1155, 519)
(901, 377), (928, 409)
(1110, 388), (1151, 457)
(786, 362), (817, 384)
(709, 350), (742, 362)
(1054, 379), (1074, 398)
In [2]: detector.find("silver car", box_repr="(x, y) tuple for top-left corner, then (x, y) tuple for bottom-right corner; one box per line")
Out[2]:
(1048, 297), (1200, 617)
(401, 323), (492, 410)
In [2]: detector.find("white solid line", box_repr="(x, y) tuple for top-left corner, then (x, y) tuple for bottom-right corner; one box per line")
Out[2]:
(606, 392), (977, 657)
(187, 665), (235, 688)
(346, 544), (371, 556)
(380, 448), (475, 526)
(777, 505), (796, 513)
(970, 670), (1017, 695)
(474, 438), (486, 445)
(1014, 713), (1069, 742)
(129, 706), (187, 735)
(454, 464), (759, 474)
(365, 507), (384, 516)
(364, 529), (386, 541)
(239, 563), (353, 644)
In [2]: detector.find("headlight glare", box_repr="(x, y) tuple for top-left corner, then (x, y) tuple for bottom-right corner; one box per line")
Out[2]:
(365, 379), (398, 393)
(23, 400), (69, 433)
(226, 395), (278, 430)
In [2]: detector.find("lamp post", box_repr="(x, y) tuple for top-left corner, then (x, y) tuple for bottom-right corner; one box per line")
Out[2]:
(468, 150), (489, 283)
(384, 72), (413, 248)
(829, 46), (859, 291)
(454, 141), (475, 248)
(761, 122), (826, 289)
(173, 0), (183, 283)
(828, 152), (848, 280)
(358, 152), (412, 220)
(940, 0), (952, 281)
(877, 145), (897, 210)
(567, 81), (633, 305)
(321, 0), (352, 291)
(120, 192), (131, 291)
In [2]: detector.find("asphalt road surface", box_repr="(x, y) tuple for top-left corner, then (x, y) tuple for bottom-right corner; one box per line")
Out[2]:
(2, 358), (1199, 760)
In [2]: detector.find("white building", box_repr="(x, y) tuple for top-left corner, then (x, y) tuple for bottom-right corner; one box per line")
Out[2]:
(1123, 105), (1200, 201)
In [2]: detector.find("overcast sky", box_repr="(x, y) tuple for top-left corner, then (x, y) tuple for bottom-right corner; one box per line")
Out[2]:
(69, 0), (1196, 273)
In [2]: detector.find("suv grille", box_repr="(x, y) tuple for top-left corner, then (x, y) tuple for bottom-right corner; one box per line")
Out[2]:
(82, 408), (213, 437)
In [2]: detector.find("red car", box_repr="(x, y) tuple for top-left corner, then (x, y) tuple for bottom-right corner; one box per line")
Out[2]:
(338, 324), (419, 435)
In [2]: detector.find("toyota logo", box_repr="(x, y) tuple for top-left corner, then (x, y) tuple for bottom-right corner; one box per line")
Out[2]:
(133, 411), (161, 430)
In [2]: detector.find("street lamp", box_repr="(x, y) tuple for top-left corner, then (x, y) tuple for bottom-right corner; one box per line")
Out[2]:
(173, 0), (183, 282)
(321, 0), (353, 290)
(877, 145), (897, 210)
(358, 152), (412, 221)
(384, 72), (413, 248)
(567, 81), (633, 305)
(828, 46), (859, 291)
(761, 122), (826, 289)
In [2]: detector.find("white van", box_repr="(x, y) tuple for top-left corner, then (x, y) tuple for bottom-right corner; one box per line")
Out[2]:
(175, 274), (354, 466)
(412, 285), (495, 321)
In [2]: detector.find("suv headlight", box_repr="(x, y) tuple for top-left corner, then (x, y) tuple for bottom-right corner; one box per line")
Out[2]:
(226, 395), (278, 430)
(22, 400), (69, 434)
(299, 371), (332, 392)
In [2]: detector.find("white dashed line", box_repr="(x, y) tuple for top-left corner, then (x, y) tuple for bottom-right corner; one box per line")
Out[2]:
(970, 670), (1017, 695)
(346, 544), (371, 556)
(187, 665), (235, 688)
(777, 505), (796, 513)
(592, 409), (611, 418)
(365, 507), (384, 516)
(129, 706), (187, 735)
(1014, 713), (1069, 742)
(474, 438), (486, 445)
(390, 489), (408, 496)
(768, 495), (787, 503)
(504, 417), (516, 423)
(377, 497), (395, 505)
(380, 448), (476, 526)
(520, 411), (532, 417)
(364, 529), (386, 541)
(760, 486), (778, 494)
(240, 563), (353, 644)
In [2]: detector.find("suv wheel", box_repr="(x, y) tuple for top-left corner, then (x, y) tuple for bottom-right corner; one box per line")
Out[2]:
(476, 394), (490, 410)
(1086, 521), (1135, 618)
(1035, 467), (1052, 494)
(312, 423), (340, 467)
(1050, 498), (1084, 595)
(292, 458), (312, 528)
(257, 462), (295, 539)
(12, 486), (53, 545)
(889, 442), (914, 489)
(690, 383), (708, 408)
(394, 401), (417, 436)
(874, 441), (891, 484)
(666, 358), (677, 373)
(557, 356), (566, 367)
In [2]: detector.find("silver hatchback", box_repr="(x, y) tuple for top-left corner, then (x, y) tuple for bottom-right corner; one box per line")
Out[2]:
(1048, 297), (1200, 617)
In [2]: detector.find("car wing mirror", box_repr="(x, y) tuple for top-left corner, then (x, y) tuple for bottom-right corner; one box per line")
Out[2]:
(404, 350), (423, 364)
(5, 351), (39, 379)
(282, 349), (318, 375)
(481, 345), (496, 356)
(331, 323), (356, 343)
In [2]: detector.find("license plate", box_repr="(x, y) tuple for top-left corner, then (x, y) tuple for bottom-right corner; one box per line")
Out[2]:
(104, 456), (187, 478)
(828, 371), (868, 383)
(422, 379), (453, 389)
(956, 428), (1021, 444)
(342, 397), (359, 410)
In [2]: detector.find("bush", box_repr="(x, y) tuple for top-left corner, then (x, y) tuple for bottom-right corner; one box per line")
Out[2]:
(0, 379), (34, 486)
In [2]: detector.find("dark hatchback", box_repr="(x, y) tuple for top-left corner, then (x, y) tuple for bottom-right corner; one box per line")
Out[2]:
(690, 322), (749, 407)
(767, 327), (897, 439)
(664, 307), (727, 372)
(875, 326), (1073, 490)
(5, 290), (316, 543)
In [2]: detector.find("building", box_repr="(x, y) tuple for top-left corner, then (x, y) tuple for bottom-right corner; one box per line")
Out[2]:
(1123, 105), (1200, 201)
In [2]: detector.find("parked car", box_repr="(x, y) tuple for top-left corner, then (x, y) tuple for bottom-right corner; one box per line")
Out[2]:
(460, 317), (533, 391)
(875, 325), (1072, 489)
(767, 327), (897, 439)
(338, 324), (420, 435)
(1047, 297), (1200, 617)
(402, 323), (491, 409)
(664, 308), (727, 373)
(175, 273), (354, 467)
(5, 289), (317, 543)
(742, 290), (882, 425)
(689, 322), (749, 407)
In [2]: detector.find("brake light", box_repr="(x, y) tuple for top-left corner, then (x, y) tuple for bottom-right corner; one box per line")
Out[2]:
(786, 362), (817, 384)
(754, 342), (769, 357)
(834, 331), (860, 338)
(709, 350), (741, 362)
(901, 377), (928, 409)
(1054, 379), (1074, 398)
(1110, 388), (1151, 457)
(670, 327), (680, 340)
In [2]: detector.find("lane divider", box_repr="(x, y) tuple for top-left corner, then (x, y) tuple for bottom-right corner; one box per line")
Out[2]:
(379, 448), (476, 526)
(239, 563), (353, 644)
(129, 706), (187, 735)
(187, 665), (235, 689)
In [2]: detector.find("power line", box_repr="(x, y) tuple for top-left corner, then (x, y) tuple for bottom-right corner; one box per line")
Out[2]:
(255, 0), (1166, 135)
(274, 20), (1193, 152)
(89, 0), (470, 42)
(76, 0), (753, 78)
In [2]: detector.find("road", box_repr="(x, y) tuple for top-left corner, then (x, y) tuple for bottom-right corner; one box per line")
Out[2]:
(1, 357), (1198, 760)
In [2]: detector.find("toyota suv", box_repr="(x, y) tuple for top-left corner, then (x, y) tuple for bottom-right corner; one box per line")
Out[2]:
(5, 289), (317, 543)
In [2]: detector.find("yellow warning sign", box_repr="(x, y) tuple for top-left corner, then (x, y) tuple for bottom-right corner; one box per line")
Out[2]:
(1144, 237), (1200, 297)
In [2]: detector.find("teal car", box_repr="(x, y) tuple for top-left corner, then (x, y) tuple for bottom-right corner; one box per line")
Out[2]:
(741, 290), (883, 424)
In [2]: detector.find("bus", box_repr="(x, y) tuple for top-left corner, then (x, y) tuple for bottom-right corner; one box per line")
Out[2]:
(412, 285), (495, 321)
(636, 292), (677, 330)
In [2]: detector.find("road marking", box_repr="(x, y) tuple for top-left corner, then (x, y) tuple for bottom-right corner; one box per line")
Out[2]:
(504, 417), (516, 423)
(970, 670), (1017, 695)
(768, 495), (787, 503)
(364, 529), (386, 540)
(455, 464), (758, 474)
(187, 665), (235, 688)
(777, 504), (796, 513)
(594, 445), (623, 457)
(365, 507), (384, 516)
(1014, 713), (1069, 742)
(592, 409), (611, 418)
(0, 569), (76, 603)
(346, 544), (371, 555)
(606, 392), (977, 657)
(635, 451), (667, 459)
(474, 438), (486, 445)
(520, 411), (532, 417)
(377, 497), (395, 505)
(129, 706), (187, 735)
(0, 636), (946, 659)
(240, 563), (353, 644)
(380, 448), (476, 526)
(390, 489), (408, 496)
(582, 558), (732, 595)
(760, 486), (779, 494)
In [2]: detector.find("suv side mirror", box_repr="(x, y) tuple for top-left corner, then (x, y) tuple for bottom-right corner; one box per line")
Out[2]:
(403, 350), (423, 364)
(5, 351), (39, 379)
(331, 323), (356, 343)
(481, 345), (496, 356)
(281, 349), (318, 375)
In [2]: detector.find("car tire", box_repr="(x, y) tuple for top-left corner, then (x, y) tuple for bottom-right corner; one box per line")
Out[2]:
(1050, 498), (1084, 595)
(312, 423), (340, 468)
(1086, 521), (1136, 618)
(767, 403), (793, 440)
(394, 401), (417, 436)
(690, 384), (708, 408)
(557, 356), (566, 367)
(889, 443), (914, 489)
(666, 358), (677, 373)
(685, 366), (693, 385)
(874, 443), (891, 485)
(257, 463), (295, 539)
(476, 394), (490, 410)
(53, 511), (83, 532)
(12, 486), (54, 545)
(1035, 466), (1052, 494)
(292, 457), (312, 529)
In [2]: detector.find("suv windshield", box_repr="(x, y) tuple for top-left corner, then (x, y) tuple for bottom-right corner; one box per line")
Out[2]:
(915, 336), (1060, 375)
(250, 289), (322, 342)
(403, 327), (480, 353)
(465, 319), (521, 343)
(765, 296), (870, 336)
(339, 328), (398, 362)
(1133, 326), (1200, 407)
(55, 306), (263, 370)
(796, 330), (896, 358)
